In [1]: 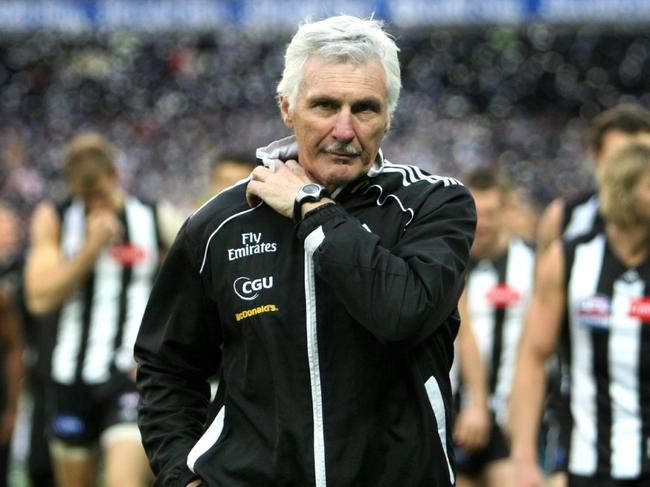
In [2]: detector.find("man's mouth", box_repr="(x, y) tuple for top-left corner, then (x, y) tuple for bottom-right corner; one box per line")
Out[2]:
(323, 142), (361, 163)
(329, 152), (355, 164)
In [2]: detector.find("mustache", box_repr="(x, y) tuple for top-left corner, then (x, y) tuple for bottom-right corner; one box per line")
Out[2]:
(323, 142), (361, 157)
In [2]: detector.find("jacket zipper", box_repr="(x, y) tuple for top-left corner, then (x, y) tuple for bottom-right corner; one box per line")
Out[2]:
(304, 228), (327, 487)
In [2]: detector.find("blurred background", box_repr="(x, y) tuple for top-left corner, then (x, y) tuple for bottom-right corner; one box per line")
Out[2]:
(2, 0), (650, 219)
(2, 0), (650, 484)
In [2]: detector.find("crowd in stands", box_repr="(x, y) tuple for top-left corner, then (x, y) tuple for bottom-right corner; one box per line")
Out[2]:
(1, 23), (650, 218)
(0, 15), (650, 487)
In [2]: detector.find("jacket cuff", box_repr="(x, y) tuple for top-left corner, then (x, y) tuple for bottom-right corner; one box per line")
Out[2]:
(295, 204), (346, 242)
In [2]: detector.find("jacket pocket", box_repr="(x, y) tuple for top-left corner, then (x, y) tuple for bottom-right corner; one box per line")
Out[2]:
(186, 404), (227, 473)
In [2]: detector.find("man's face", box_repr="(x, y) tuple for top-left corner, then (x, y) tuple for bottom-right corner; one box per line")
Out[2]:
(280, 57), (390, 191)
(71, 172), (119, 213)
(471, 188), (505, 258)
(596, 129), (645, 166)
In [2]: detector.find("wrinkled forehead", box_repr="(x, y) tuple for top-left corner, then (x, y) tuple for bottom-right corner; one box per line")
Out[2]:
(299, 56), (388, 99)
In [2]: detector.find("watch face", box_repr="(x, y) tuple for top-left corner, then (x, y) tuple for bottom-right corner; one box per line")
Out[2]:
(303, 183), (321, 196)
(294, 183), (327, 222)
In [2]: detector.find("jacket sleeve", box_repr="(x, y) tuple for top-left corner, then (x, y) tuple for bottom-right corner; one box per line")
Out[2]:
(134, 221), (222, 486)
(296, 183), (476, 345)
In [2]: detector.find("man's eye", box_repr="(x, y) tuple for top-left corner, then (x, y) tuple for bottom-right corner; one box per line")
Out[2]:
(353, 102), (381, 115)
(315, 101), (335, 109)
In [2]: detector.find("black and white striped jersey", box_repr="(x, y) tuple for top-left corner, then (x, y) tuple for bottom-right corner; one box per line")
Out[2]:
(462, 238), (535, 427)
(52, 196), (162, 385)
(562, 189), (603, 241)
(564, 231), (650, 479)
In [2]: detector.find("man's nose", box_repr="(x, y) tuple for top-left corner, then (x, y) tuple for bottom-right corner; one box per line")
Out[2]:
(332, 109), (355, 142)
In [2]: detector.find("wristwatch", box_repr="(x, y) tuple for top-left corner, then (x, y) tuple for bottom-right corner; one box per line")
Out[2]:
(293, 183), (328, 222)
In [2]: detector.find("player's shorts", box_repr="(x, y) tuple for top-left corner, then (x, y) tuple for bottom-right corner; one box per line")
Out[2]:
(568, 474), (650, 487)
(49, 374), (139, 447)
(454, 419), (510, 476)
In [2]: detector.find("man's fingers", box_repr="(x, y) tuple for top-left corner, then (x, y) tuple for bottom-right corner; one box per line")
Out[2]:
(249, 165), (274, 182)
(285, 159), (308, 179)
(285, 159), (300, 171)
(245, 180), (263, 208)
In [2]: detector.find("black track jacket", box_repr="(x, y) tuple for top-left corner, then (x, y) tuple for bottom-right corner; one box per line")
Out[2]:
(135, 137), (476, 487)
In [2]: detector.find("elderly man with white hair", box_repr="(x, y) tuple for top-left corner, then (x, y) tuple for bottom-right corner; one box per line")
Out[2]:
(135, 15), (476, 487)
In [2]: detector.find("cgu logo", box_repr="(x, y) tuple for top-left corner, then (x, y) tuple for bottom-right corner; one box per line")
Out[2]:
(233, 276), (274, 301)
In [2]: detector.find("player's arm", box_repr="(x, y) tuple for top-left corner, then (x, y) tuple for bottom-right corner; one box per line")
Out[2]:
(509, 240), (566, 487)
(0, 287), (24, 444)
(453, 290), (491, 451)
(24, 202), (120, 315)
(536, 198), (564, 254)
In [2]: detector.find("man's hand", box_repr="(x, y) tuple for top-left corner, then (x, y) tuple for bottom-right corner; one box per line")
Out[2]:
(246, 159), (313, 218)
(453, 403), (491, 452)
(85, 209), (122, 253)
(186, 480), (202, 487)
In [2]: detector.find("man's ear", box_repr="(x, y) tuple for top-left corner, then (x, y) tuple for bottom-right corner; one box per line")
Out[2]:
(280, 96), (294, 129)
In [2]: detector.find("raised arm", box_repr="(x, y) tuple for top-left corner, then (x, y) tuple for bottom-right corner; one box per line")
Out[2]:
(536, 198), (564, 254)
(24, 202), (121, 315)
(509, 240), (566, 487)
(297, 184), (476, 345)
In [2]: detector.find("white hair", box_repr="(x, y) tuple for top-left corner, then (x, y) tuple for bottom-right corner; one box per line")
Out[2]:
(277, 15), (401, 118)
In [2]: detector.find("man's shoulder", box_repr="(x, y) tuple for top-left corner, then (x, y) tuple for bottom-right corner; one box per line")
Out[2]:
(371, 161), (468, 204)
(563, 226), (604, 259)
(185, 181), (251, 237)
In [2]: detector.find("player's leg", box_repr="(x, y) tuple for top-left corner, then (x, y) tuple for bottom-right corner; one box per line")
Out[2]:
(480, 422), (511, 487)
(483, 458), (512, 487)
(49, 439), (98, 487)
(456, 472), (482, 487)
(100, 379), (153, 487)
(102, 423), (153, 487)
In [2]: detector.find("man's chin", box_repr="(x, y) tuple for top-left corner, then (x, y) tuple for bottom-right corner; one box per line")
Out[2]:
(320, 166), (367, 189)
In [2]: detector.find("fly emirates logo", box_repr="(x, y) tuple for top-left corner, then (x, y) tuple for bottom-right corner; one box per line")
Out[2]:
(228, 232), (278, 261)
